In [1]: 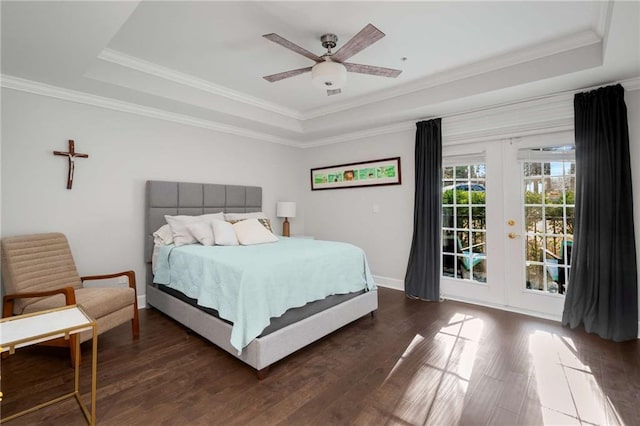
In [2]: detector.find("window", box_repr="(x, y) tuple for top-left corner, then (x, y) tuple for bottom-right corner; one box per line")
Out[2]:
(442, 163), (487, 283)
(521, 146), (575, 294)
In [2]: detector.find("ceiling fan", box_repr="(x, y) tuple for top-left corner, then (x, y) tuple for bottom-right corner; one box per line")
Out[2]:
(262, 24), (402, 96)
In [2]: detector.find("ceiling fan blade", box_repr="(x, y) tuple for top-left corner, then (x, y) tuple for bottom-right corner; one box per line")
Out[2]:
(327, 88), (342, 96)
(343, 63), (402, 78)
(263, 33), (323, 63)
(263, 67), (313, 82)
(331, 24), (385, 63)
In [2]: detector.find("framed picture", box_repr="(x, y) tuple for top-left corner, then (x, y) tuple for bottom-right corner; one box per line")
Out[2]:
(310, 157), (402, 190)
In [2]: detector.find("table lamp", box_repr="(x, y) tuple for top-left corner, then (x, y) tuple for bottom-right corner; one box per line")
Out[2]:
(276, 201), (296, 237)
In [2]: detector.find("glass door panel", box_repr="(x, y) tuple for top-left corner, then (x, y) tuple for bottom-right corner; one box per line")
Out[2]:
(441, 163), (487, 284)
(440, 133), (574, 320)
(504, 133), (575, 318)
(440, 143), (504, 307)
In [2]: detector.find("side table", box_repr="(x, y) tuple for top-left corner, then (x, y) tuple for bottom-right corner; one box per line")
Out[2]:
(0, 305), (98, 425)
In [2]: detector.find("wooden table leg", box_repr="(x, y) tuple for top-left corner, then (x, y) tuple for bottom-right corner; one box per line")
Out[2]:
(91, 326), (97, 425)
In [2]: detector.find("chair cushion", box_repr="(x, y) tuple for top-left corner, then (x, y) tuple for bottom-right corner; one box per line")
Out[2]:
(23, 286), (135, 320)
(1, 233), (83, 313)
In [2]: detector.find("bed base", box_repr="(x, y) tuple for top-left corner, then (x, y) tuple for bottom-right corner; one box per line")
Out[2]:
(146, 284), (378, 378)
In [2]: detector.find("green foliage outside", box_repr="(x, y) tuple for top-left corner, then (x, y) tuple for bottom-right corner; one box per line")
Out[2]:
(442, 189), (575, 262)
(442, 189), (575, 212)
(442, 189), (486, 206)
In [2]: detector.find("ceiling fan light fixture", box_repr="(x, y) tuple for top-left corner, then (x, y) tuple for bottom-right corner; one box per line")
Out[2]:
(311, 60), (347, 90)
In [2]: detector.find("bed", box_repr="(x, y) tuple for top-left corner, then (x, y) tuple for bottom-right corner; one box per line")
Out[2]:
(145, 180), (378, 378)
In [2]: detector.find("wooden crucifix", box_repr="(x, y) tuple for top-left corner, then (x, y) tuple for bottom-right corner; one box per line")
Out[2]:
(53, 140), (89, 189)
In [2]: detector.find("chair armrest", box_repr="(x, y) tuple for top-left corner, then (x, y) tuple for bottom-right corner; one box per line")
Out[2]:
(81, 270), (137, 291)
(3, 287), (76, 318)
(82, 271), (139, 336)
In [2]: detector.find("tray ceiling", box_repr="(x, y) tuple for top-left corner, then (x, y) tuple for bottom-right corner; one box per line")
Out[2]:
(2, 1), (639, 146)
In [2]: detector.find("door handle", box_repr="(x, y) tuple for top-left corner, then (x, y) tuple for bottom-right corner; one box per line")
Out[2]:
(508, 232), (520, 239)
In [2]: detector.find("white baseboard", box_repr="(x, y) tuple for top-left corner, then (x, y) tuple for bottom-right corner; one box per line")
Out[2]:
(137, 294), (146, 309)
(371, 275), (564, 322)
(373, 275), (404, 291)
(441, 293), (562, 322)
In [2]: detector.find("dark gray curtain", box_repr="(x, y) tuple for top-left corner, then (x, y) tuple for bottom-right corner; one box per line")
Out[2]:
(562, 84), (638, 341)
(405, 118), (442, 301)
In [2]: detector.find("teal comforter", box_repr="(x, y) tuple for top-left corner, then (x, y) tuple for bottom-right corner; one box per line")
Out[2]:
(154, 238), (375, 353)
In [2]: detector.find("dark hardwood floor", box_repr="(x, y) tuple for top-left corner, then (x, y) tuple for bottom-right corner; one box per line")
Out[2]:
(1, 287), (639, 425)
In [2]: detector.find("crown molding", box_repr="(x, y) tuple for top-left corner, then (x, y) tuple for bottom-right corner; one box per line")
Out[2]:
(446, 120), (574, 145)
(3, 73), (636, 150)
(98, 48), (303, 120)
(303, 76), (640, 147)
(302, 121), (414, 148)
(302, 94), (573, 148)
(0, 75), (301, 147)
(623, 76), (640, 91)
(98, 29), (605, 125)
(595, 0), (614, 39)
(300, 30), (602, 121)
(301, 118), (573, 149)
(304, 88), (570, 147)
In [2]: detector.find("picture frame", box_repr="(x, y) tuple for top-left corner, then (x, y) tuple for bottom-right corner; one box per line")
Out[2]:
(310, 157), (402, 190)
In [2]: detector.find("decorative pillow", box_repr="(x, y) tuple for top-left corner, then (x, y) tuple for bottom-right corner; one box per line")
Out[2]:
(258, 218), (273, 233)
(233, 218), (278, 245)
(211, 220), (239, 246)
(165, 213), (225, 246)
(153, 224), (174, 246)
(227, 218), (273, 233)
(224, 212), (267, 221)
(187, 221), (215, 246)
(199, 212), (225, 222)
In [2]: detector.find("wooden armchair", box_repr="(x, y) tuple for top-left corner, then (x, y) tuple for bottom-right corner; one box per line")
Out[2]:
(1, 233), (139, 364)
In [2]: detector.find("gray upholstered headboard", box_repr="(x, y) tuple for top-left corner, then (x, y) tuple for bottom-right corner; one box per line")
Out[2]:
(145, 180), (262, 284)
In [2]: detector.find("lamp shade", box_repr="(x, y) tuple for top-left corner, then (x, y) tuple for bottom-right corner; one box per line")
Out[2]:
(276, 201), (296, 218)
(311, 60), (347, 90)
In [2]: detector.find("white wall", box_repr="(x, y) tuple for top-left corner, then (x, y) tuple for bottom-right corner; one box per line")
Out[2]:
(2, 85), (638, 317)
(303, 130), (415, 287)
(626, 89), (640, 324)
(0, 88), (306, 302)
(304, 86), (640, 305)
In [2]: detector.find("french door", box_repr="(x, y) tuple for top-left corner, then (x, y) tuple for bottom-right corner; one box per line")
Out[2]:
(440, 132), (575, 320)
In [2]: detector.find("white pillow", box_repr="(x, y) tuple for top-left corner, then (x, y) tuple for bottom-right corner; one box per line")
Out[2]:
(153, 224), (174, 246)
(224, 212), (267, 221)
(165, 213), (224, 246)
(233, 218), (278, 245)
(187, 221), (215, 246)
(212, 220), (239, 246)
